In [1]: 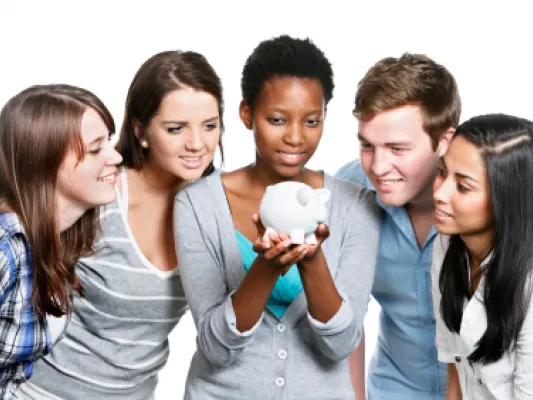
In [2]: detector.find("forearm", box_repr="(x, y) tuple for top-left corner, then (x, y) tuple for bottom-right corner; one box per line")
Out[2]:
(298, 249), (342, 323)
(348, 329), (366, 400)
(231, 257), (280, 332)
(446, 364), (462, 399)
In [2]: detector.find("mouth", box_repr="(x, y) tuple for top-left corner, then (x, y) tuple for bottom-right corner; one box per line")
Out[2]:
(97, 171), (118, 184)
(277, 151), (305, 165)
(375, 177), (404, 191)
(435, 208), (453, 219)
(179, 154), (205, 168)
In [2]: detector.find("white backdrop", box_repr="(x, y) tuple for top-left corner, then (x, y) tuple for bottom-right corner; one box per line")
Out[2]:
(2, 1), (532, 399)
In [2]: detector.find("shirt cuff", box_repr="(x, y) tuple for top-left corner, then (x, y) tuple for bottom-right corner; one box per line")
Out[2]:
(437, 348), (456, 363)
(224, 290), (264, 337)
(307, 291), (353, 334)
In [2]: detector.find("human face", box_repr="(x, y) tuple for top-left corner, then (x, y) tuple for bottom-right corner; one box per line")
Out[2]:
(433, 135), (492, 238)
(359, 105), (445, 208)
(56, 107), (122, 215)
(142, 87), (220, 182)
(241, 76), (325, 180)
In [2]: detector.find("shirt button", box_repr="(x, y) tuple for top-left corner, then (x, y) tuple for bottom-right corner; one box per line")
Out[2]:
(276, 323), (286, 333)
(478, 378), (484, 385)
(275, 377), (285, 387)
(455, 355), (461, 362)
(278, 349), (288, 360)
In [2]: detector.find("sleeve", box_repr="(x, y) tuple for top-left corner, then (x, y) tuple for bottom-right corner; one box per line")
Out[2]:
(335, 160), (371, 188)
(174, 190), (263, 367)
(0, 240), (23, 367)
(302, 188), (380, 361)
(514, 282), (533, 398)
(431, 234), (457, 363)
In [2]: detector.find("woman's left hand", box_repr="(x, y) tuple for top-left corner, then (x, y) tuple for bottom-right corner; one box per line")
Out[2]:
(299, 223), (330, 263)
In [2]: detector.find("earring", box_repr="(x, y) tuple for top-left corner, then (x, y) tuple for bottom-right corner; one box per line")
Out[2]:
(141, 140), (148, 148)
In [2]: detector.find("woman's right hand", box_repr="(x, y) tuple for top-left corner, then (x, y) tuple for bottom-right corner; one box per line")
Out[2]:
(251, 213), (308, 273)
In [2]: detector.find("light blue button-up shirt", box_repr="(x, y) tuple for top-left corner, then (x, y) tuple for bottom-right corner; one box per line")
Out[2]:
(337, 160), (446, 400)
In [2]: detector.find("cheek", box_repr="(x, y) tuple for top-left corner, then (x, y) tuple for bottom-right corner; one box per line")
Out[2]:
(359, 152), (373, 175)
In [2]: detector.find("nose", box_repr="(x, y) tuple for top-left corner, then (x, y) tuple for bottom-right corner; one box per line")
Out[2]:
(185, 129), (204, 152)
(283, 122), (304, 146)
(106, 145), (122, 166)
(433, 174), (451, 204)
(371, 148), (392, 176)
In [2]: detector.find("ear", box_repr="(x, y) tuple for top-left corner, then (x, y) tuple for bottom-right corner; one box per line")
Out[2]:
(296, 186), (313, 206)
(436, 127), (455, 157)
(132, 118), (143, 141)
(239, 100), (253, 130)
(315, 188), (331, 204)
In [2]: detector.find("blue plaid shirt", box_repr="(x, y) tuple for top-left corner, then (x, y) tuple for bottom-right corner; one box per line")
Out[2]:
(0, 213), (50, 398)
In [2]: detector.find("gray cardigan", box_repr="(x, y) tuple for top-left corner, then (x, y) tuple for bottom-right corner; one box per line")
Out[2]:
(174, 172), (380, 400)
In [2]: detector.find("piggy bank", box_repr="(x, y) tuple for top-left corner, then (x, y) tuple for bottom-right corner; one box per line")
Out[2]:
(259, 181), (330, 245)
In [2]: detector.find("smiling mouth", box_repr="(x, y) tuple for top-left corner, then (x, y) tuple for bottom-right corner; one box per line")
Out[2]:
(436, 209), (453, 218)
(377, 178), (403, 186)
(97, 172), (117, 183)
(180, 155), (203, 162)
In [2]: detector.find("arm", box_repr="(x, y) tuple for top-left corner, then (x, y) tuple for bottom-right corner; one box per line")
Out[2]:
(446, 364), (462, 399)
(348, 329), (366, 400)
(299, 191), (380, 362)
(174, 191), (306, 366)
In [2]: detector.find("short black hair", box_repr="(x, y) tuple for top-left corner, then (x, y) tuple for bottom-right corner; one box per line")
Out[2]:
(241, 35), (334, 108)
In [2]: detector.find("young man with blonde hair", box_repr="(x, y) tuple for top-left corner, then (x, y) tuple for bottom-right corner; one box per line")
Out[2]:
(337, 53), (461, 399)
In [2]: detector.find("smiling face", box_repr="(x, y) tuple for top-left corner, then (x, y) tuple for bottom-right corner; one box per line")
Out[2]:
(358, 105), (448, 208)
(240, 76), (325, 180)
(433, 135), (493, 238)
(141, 87), (221, 182)
(55, 107), (123, 215)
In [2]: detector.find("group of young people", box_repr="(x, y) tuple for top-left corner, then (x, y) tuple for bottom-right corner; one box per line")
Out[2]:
(1, 34), (532, 400)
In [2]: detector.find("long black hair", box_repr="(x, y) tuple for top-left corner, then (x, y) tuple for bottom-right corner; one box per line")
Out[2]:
(439, 113), (533, 364)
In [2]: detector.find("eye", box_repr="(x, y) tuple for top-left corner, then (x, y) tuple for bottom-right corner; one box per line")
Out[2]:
(305, 118), (321, 127)
(167, 125), (184, 134)
(360, 142), (372, 150)
(457, 183), (470, 192)
(267, 117), (285, 126)
(204, 122), (218, 131)
(391, 147), (406, 153)
(87, 147), (102, 155)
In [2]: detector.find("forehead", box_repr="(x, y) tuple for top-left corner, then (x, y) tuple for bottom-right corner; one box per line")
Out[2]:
(256, 76), (324, 112)
(80, 107), (108, 142)
(359, 105), (429, 144)
(156, 87), (219, 120)
(444, 136), (486, 179)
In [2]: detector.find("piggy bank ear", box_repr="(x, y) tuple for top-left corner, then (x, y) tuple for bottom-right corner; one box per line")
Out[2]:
(315, 188), (331, 204)
(297, 186), (313, 206)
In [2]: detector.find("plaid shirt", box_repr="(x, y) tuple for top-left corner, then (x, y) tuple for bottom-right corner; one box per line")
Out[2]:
(0, 213), (50, 399)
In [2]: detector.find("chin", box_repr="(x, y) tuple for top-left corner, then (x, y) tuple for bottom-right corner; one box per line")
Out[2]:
(376, 192), (410, 207)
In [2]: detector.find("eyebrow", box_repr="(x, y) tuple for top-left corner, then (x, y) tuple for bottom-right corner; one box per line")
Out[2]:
(270, 108), (323, 116)
(161, 116), (219, 125)
(441, 156), (479, 183)
(357, 133), (411, 147)
(85, 135), (106, 146)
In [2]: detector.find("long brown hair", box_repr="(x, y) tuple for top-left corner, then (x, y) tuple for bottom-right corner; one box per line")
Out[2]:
(115, 50), (224, 175)
(0, 84), (115, 316)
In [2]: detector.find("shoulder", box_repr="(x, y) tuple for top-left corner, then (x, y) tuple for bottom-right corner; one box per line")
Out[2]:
(177, 171), (224, 204)
(335, 160), (373, 190)
(0, 218), (26, 300)
(431, 234), (451, 277)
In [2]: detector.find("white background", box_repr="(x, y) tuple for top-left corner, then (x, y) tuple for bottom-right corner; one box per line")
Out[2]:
(2, 1), (533, 399)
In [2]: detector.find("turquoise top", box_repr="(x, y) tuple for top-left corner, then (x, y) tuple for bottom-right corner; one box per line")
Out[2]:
(235, 230), (303, 318)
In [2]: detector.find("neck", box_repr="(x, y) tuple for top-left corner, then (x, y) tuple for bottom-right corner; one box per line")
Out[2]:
(405, 172), (436, 216)
(461, 230), (493, 266)
(248, 157), (308, 189)
(56, 198), (86, 233)
(132, 160), (184, 197)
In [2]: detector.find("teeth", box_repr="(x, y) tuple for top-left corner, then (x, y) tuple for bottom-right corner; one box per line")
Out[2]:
(98, 175), (115, 183)
(181, 156), (201, 161)
(280, 153), (301, 159)
(436, 210), (452, 217)
(379, 179), (402, 186)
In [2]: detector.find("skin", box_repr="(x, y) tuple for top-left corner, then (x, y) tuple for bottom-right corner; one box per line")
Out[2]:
(222, 76), (342, 332)
(349, 105), (454, 398)
(126, 87), (221, 272)
(55, 107), (122, 232)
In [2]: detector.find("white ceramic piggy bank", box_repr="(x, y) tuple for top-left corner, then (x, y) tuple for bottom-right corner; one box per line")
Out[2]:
(259, 181), (331, 245)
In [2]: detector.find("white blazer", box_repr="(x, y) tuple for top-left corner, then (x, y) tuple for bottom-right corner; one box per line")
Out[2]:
(431, 234), (533, 399)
